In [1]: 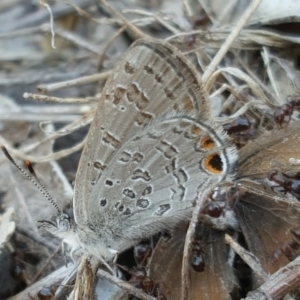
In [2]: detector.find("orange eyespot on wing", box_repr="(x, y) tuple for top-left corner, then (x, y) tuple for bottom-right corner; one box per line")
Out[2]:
(200, 136), (215, 150)
(202, 153), (223, 174)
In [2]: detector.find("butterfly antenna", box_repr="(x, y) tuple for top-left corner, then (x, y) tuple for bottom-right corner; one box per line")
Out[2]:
(1, 145), (61, 214)
(25, 160), (54, 202)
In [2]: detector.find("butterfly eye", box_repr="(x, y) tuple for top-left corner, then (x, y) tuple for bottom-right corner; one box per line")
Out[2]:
(57, 213), (71, 232)
(58, 219), (70, 232)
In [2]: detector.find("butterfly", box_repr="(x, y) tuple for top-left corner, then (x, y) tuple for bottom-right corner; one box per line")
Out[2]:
(3, 38), (300, 299)
(37, 39), (237, 264)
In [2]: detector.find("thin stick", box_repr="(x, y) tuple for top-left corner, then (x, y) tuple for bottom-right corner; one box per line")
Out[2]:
(244, 256), (300, 300)
(37, 71), (111, 93)
(23, 92), (96, 103)
(225, 234), (267, 281)
(99, 0), (149, 39)
(181, 184), (212, 300)
(96, 268), (157, 300)
(202, 0), (262, 84)
(98, 25), (127, 70)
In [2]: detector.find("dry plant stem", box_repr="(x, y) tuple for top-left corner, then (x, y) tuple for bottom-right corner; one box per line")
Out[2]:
(0, 22), (99, 53)
(99, 0), (149, 39)
(96, 269), (156, 300)
(55, 266), (77, 299)
(38, 109), (94, 136)
(40, 114), (94, 136)
(128, 10), (181, 36)
(213, 1), (238, 27)
(166, 29), (209, 42)
(23, 92), (96, 104)
(243, 256), (300, 300)
(0, 134), (87, 163)
(0, 109), (94, 164)
(206, 67), (275, 107)
(183, 0), (193, 19)
(152, 15), (181, 36)
(180, 185), (211, 300)
(50, 159), (74, 197)
(0, 68), (87, 87)
(98, 25), (127, 70)
(210, 83), (245, 103)
(0, 111), (85, 123)
(213, 100), (262, 123)
(273, 56), (300, 92)
(40, 23), (100, 54)
(261, 46), (281, 100)
(202, 0), (262, 84)
(235, 53), (276, 101)
(124, 9), (182, 36)
(0, 0), (95, 34)
(0, 26), (40, 39)
(37, 71), (111, 93)
(225, 234), (267, 281)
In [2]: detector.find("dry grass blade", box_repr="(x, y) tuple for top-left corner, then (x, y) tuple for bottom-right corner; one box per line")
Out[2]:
(36, 72), (111, 93)
(202, 0), (263, 83)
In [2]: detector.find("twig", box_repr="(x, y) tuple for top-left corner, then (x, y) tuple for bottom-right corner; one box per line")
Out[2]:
(181, 184), (212, 300)
(0, 0), (95, 34)
(99, 0), (149, 39)
(97, 25), (127, 70)
(37, 71), (111, 93)
(97, 268), (157, 300)
(23, 93), (97, 103)
(243, 256), (300, 300)
(225, 234), (267, 281)
(40, 23), (100, 54)
(261, 46), (281, 100)
(0, 134), (87, 163)
(202, 0), (262, 84)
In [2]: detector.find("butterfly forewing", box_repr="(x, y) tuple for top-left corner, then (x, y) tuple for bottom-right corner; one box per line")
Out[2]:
(73, 39), (233, 226)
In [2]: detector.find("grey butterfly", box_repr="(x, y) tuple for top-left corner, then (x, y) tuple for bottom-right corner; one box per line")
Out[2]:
(40, 39), (237, 262)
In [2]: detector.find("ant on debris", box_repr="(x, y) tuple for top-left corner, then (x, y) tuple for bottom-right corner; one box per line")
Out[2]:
(223, 116), (255, 148)
(267, 169), (300, 200)
(274, 95), (300, 127)
(122, 243), (166, 300)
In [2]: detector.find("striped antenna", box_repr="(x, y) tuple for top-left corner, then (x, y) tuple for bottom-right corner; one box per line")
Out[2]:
(1, 145), (61, 214)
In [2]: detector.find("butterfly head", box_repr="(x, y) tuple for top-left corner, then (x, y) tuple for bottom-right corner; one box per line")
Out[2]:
(38, 206), (85, 255)
(39, 212), (70, 234)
